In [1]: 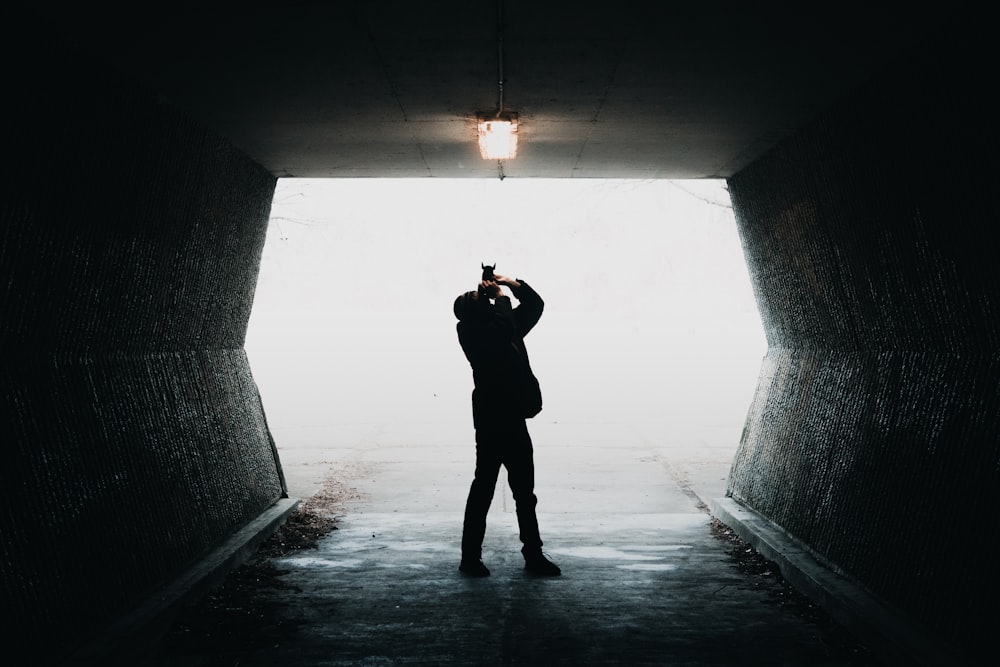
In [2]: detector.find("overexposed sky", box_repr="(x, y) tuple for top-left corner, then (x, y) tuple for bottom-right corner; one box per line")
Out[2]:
(246, 178), (765, 445)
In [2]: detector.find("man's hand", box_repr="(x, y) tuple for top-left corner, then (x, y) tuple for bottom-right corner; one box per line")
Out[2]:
(476, 273), (519, 300)
(478, 280), (503, 299)
(491, 273), (521, 290)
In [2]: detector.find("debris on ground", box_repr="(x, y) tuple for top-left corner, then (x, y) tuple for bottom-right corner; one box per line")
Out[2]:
(711, 517), (881, 664)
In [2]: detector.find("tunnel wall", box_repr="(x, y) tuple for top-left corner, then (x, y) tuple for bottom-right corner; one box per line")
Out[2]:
(0, 61), (282, 662)
(726, 22), (996, 662)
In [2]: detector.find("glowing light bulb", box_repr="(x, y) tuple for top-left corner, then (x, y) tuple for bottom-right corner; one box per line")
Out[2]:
(478, 116), (518, 160)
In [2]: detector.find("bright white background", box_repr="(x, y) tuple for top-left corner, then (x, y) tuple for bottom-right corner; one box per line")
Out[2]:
(245, 178), (766, 449)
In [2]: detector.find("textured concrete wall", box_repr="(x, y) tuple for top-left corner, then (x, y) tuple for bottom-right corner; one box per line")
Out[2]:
(727, 23), (996, 662)
(0, 62), (281, 661)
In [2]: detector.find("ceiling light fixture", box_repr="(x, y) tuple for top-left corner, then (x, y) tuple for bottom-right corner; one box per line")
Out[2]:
(478, 113), (518, 161)
(478, 0), (516, 179)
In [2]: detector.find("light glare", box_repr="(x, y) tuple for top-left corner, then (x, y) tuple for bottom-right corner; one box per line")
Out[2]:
(478, 119), (517, 160)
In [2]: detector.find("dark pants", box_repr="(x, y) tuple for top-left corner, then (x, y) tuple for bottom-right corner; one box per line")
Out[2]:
(461, 419), (543, 560)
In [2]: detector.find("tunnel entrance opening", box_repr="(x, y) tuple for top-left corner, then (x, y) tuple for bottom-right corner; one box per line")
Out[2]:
(245, 178), (765, 502)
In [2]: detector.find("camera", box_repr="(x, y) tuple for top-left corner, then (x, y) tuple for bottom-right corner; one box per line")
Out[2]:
(478, 263), (496, 298)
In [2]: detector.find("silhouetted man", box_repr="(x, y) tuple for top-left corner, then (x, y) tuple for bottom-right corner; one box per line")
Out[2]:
(453, 270), (560, 577)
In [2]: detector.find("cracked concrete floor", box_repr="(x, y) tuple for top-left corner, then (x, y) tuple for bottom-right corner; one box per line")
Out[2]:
(142, 421), (880, 666)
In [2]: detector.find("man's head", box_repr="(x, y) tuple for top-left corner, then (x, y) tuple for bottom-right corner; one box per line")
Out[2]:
(455, 280), (504, 320)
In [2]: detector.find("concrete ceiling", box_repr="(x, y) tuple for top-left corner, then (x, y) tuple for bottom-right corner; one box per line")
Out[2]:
(19, 2), (945, 180)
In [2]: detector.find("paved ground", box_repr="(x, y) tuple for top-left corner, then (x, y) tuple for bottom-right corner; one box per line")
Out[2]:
(135, 420), (884, 666)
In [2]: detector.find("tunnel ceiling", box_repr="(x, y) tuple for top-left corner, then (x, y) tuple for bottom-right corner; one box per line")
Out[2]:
(23, 2), (943, 180)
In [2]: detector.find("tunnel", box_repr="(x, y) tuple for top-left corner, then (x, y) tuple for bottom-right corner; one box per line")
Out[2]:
(0, 2), (994, 665)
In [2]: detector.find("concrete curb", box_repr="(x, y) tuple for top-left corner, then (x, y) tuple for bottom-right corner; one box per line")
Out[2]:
(709, 497), (963, 667)
(67, 497), (300, 665)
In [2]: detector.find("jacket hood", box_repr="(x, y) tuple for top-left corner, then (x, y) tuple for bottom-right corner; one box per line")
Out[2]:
(453, 291), (477, 320)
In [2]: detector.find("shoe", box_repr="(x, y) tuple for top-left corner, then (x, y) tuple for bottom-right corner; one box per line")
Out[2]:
(523, 551), (561, 576)
(459, 559), (490, 577)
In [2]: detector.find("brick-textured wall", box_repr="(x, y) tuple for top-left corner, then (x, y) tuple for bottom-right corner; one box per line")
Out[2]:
(727, 23), (997, 662)
(0, 62), (281, 662)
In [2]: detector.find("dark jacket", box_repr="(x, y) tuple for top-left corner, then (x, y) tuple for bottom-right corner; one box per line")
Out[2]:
(455, 281), (544, 427)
